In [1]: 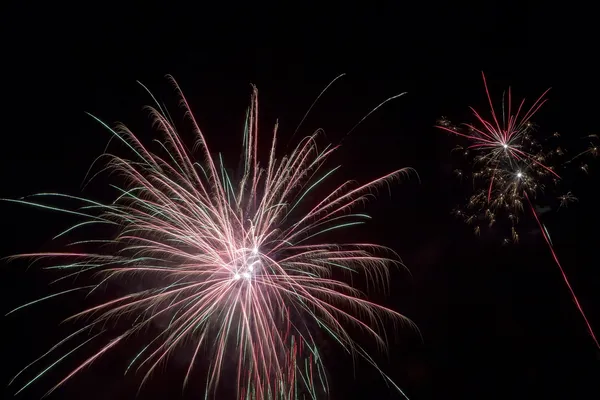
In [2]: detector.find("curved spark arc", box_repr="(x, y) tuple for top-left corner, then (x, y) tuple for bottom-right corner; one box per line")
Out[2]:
(6, 78), (416, 399)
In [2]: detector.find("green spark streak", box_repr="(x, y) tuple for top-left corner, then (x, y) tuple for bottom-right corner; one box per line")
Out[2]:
(168, 295), (202, 330)
(299, 358), (312, 400)
(286, 268), (319, 278)
(67, 239), (114, 246)
(44, 262), (96, 270)
(285, 166), (341, 220)
(1, 199), (107, 222)
(110, 186), (176, 222)
(112, 186), (144, 204)
(162, 104), (176, 127)
(294, 221), (365, 245)
(49, 267), (105, 286)
(6, 286), (96, 316)
(224, 169), (238, 205)
(243, 108), (250, 153)
(130, 306), (203, 373)
(14, 332), (103, 395)
(219, 153), (231, 205)
(292, 211), (370, 233)
(294, 369), (298, 400)
(136, 81), (167, 118)
(193, 162), (209, 181)
(131, 281), (190, 327)
(315, 352), (328, 392)
(52, 221), (116, 240)
(357, 345), (411, 399)
(313, 318), (349, 353)
(86, 113), (147, 162)
(138, 316), (202, 374)
(9, 325), (93, 385)
(26, 192), (112, 207)
(154, 139), (187, 176)
(322, 261), (358, 274)
(125, 344), (151, 375)
(292, 302), (350, 356)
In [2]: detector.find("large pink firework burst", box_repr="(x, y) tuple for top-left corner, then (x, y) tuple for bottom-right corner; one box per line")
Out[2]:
(5, 76), (417, 399)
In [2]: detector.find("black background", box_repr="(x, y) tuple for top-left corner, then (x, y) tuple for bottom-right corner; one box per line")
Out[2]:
(2, 2), (599, 399)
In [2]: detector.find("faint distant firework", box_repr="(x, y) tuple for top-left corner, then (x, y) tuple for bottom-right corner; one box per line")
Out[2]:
(437, 72), (599, 349)
(5, 75), (417, 399)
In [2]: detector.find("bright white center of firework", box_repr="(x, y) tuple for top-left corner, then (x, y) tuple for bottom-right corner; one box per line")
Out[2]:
(232, 248), (261, 282)
(503, 143), (508, 149)
(517, 172), (523, 178)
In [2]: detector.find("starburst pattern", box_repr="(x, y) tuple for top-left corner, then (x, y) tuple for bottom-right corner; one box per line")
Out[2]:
(5, 77), (417, 399)
(437, 72), (599, 349)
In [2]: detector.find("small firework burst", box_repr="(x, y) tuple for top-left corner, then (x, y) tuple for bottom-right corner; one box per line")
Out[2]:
(437, 72), (599, 350)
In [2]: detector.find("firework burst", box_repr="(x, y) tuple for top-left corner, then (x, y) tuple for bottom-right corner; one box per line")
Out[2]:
(437, 72), (599, 349)
(5, 77), (417, 399)
(437, 73), (562, 241)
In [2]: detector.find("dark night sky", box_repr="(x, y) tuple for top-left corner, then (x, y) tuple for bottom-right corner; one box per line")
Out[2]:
(1, 2), (599, 399)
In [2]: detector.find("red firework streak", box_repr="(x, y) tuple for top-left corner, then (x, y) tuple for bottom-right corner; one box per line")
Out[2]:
(524, 191), (599, 349)
(438, 72), (599, 349)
